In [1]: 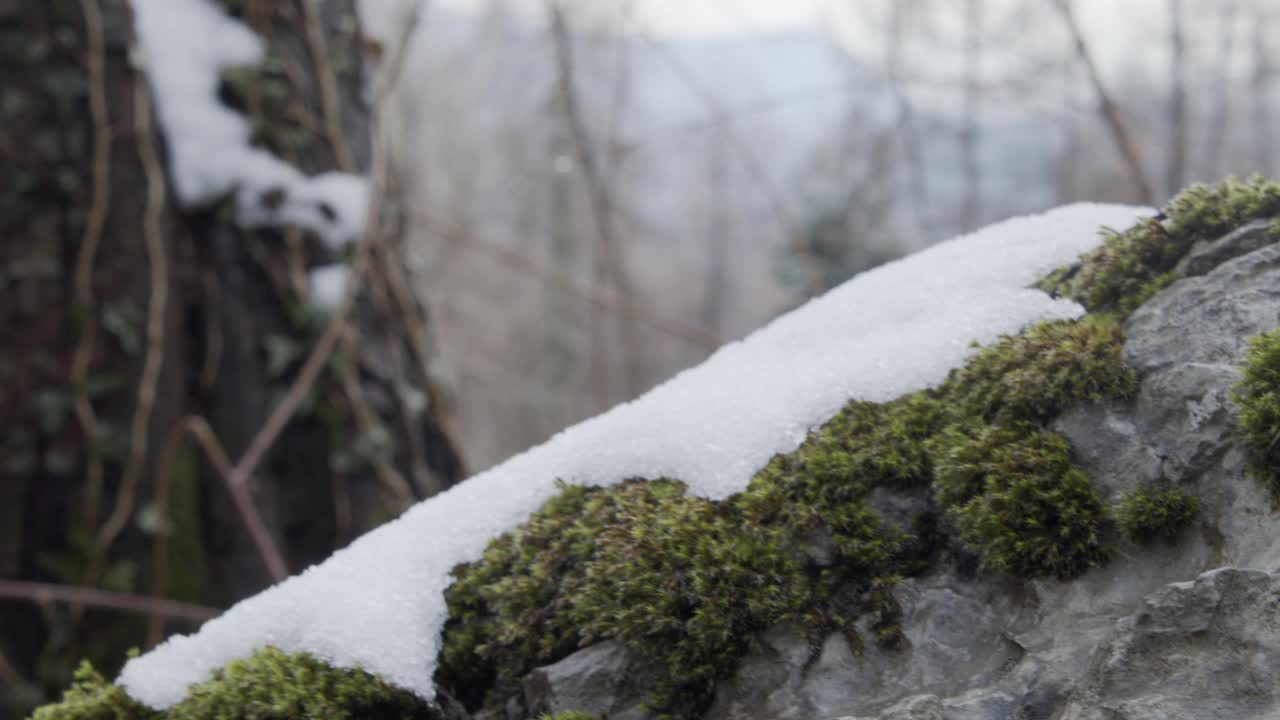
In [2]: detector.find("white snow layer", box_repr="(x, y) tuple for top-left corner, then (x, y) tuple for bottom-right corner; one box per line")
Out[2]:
(119, 203), (1150, 707)
(132, 0), (367, 249)
(308, 263), (352, 310)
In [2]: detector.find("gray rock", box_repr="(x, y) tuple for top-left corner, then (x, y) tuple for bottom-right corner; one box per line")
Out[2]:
(521, 640), (653, 720)
(1059, 567), (1280, 720)
(1175, 219), (1276, 278)
(508, 234), (1280, 720)
(839, 694), (945, 720)
(706, 571), (1024, 720)
(1125, 241), (1280, 374)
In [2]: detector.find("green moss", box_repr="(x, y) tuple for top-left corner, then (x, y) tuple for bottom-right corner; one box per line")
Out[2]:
(441, 480), (814, 718)
(29, 661), (156, 720)
(1233, 329), (1280, 500)
(537, 713), (594, 720)
(939, 317), (1136, 424)
(169, 647), (427, 720)
(439, 314), (1142, 714)
(1039, 176), (1280, 315)
(930, 422), (1074, 509)
(1116, 486), (1200, 544)
(55, 180), (1280, 719)
(29, 649), (430, 720)
(942, 428), (1110, 579)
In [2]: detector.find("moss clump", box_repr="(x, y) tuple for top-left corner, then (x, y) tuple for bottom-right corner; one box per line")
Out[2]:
(1233, 329), (1280, 500)
(440, 480), (815, 718)
(167, 647), (427, 720)
(940, 317), (1137, 424)
(933, 423), (1110, 578)
(29, 661), (156, 720)
(29, 649), (430, 720)
(440, 313), (1140, 715)
(537, 713), (594, 720)
(1039, 176), (1280, 315)
(1116, 486), (1200, 544)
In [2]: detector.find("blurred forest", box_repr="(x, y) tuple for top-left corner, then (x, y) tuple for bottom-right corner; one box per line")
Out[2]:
(1, 0), (1278, 717)
(382, 0), (1280, 469)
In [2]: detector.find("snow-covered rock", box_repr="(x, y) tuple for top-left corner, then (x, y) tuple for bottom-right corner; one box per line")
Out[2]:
(530, 225), (1280, 720)
(117, 203), (1148, 708)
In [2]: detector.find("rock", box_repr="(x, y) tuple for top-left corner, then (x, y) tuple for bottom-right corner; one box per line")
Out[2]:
(521, 640), (653, 720)
(1124, 241), (1280, 375)
(839, 694), (945, 720)
(705, 571), (1025, 720)
(702, 236), (1280, 719)
(511, 232), (1280, 720)
(1175, 219), (1275, 278)
(1059, 567), (1280, 720)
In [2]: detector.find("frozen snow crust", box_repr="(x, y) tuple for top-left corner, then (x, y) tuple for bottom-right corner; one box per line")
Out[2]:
(117, 203), (1148, 707)
(132, 0), (367, 249)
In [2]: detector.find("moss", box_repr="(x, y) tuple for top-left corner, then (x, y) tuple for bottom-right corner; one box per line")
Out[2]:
(1039, 176), (1280, 315)
(439, 314), (1141, 714)
(170, 647), (428, 720)
(29, 649), (430, 720)
(1233, 329), (1280, 500)
(537, 713), (594, 720)
(1116, 486), (1200, 544)
(572, 486), (808, 717)
(864, 576), (906, 649)
(441, 480), (813, 718)
(56, 181), (1280, 719)
(932, 422), (1110, 578)
(939, 317), (1136, 424)
(29, 661), (156, 720)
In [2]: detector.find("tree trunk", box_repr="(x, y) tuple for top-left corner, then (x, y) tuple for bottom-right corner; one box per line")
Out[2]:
(0, 1), (463, 715)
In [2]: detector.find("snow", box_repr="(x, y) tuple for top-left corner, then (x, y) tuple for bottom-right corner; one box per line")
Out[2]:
(117, 203), (1150, 707)
(308, 263), (352, 310)
(132, 0), (367, 249)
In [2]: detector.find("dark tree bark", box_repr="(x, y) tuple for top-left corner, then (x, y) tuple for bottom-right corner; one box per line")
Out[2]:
(0, 2), (463, 716)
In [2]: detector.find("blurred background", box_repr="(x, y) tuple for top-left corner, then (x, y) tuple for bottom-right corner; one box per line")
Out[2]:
(375, 0), (1280, 469)
(1, 0), (1277, 716)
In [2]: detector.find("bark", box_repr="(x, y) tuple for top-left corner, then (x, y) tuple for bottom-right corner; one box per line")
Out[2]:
(0, 1), (463, 715)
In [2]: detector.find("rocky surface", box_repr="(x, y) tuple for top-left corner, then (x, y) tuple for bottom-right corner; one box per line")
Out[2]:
(508, 232), (1280, 719)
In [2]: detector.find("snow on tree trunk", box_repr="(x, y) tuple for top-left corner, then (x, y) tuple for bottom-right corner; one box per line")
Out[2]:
(0, 1), (462, 713)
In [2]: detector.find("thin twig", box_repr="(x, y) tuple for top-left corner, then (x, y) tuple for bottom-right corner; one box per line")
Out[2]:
(315, 0), (455, 494)
(413, 211), (723, 349)
(1054, 0), (1155, 204)
(181, 416), (288, 581)
(146, 421), (181, 647)
(549, 3), (641, 406)
(303, 0), (356, 171)
(71, 0), (111, 535)
(86, 77), (170, 586)
(226, 115), (391, 494)
(0, 580), (220, 624)
(336, 328), (417, 507)
(374, 0), (423, 103)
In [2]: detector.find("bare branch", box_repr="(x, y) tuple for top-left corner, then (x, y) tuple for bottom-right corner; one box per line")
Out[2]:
(413, 210), (723, 349)
(70, 0), (111, 536)
(81, 70), (172, 608)
(0, 579), (220, 624)
(1166, 0), (1187, 195)
(1054, 0), (1155, 205)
